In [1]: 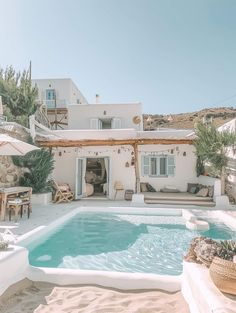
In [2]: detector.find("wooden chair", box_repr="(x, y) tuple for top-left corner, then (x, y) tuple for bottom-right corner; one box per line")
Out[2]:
(114, 181), (124, 199)
(51, 180), (74, 203)
(7, 200), (31, 222)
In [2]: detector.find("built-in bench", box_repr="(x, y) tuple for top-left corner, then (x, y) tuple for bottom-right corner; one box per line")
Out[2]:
(141, 175), (230, 207)
(143, 192), (215, 207)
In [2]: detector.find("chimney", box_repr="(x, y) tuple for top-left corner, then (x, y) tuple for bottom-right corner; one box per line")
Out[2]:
(95, 94), (100, 104)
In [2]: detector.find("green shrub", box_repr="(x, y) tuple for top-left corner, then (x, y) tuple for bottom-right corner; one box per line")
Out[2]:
(12, 147), (54, 193)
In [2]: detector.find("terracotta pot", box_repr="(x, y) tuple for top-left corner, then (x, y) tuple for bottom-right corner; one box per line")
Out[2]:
(209, 257), (236, 295)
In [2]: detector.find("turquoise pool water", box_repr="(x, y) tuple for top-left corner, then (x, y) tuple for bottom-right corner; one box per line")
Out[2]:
(27, 213), (236, 275)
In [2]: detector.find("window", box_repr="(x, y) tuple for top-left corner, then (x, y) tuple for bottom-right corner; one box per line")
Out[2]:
(45, 89), (56, 108)
(159, 157), (167, 175)
(90, 118), (121, 129)
(141, 155), (175, 177)
(46, 89), (55, 100)
(150, 157), (157, 175)
(100, 119), (112, 129)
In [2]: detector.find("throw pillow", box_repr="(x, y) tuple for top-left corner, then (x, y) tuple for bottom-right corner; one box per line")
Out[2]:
(146, 183), (156, 192)
(208, 186), (214, 198)
(189, 186), (197, 194)
(140, 182), (148, 192)
(59, 184), (69, 192)
(160, 187), (180, 193)
(187, 183), (198, 193)
(196, 187), (209, 197)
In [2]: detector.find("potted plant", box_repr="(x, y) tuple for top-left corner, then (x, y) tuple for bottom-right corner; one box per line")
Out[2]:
(12, 145), (54, 205)
(185, 237), (236, 295)
(209, 240), (236, 295)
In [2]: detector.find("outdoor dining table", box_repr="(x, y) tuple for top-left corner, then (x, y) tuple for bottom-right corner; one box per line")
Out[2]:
(0, 186), (32, 221)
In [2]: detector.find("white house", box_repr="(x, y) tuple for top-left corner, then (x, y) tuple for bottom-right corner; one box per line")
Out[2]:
(32, 77), (202, 203)
(32, 78), (88, 108)
(32, 78), (89, 130)
(37, 128), (197, 200)
(32, 79), (143, 132)
(68, 102), (143, 131)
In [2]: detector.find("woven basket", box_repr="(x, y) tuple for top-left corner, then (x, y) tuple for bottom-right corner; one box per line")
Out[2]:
(197, 255), (212, 268)
(209, 257), (236, 295)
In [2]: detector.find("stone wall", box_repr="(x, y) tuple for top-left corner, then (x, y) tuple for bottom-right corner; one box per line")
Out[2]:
(0, 156), (23, 188)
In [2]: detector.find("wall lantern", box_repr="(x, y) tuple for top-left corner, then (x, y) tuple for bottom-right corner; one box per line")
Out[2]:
(131, 157), (135, 166)
(183, 152), (186, 156)
(125, 162), (129, 167)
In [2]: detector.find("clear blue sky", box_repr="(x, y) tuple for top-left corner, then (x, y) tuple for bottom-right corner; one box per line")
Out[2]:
(0, 0), (236, 114)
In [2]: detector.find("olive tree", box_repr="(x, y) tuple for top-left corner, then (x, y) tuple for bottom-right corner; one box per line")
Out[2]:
(194, 121), (236, 194)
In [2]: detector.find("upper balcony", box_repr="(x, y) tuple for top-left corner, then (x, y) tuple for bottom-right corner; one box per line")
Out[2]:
(41, 99), (67, 109)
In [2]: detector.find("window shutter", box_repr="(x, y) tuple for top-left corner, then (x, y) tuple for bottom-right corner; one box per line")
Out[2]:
(90, 118), (99, 129)
(167, 156), (175, 176)
(141, 156), (150, 176)
(112, 118), (121, 129)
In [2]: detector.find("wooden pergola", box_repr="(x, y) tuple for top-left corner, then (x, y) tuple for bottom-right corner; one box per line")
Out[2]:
(37, 137), (193, 194)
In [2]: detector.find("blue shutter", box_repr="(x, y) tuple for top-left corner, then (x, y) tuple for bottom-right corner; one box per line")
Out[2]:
(141, 156), (150, 176)
(45, 89), (56, 108)
(167, 156), (175, 176)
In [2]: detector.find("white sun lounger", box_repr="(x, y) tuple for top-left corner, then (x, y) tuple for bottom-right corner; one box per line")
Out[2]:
(0, 225), (18, 243)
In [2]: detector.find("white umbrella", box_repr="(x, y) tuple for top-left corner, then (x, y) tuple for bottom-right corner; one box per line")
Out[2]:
(0, 134), (40, 155)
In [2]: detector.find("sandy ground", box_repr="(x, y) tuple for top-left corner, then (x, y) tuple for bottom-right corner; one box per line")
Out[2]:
(0, 279), (190, 313)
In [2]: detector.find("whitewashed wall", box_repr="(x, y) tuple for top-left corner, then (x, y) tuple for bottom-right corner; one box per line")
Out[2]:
(139, 144), (197, 192)
(68, 103), (143, 130)
(52, 147), (78, 190)
(32, 78), (88, 107)
(52, 143), (197, 198)
(52, 146), (136, 200)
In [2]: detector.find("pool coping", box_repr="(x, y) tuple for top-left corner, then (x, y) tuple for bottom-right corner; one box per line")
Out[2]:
(15, 206), (183, 292)
(1, 206), (236, 299)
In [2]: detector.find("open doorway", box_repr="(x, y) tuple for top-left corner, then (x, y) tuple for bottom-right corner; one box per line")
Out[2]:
(85, 158), (109, 197)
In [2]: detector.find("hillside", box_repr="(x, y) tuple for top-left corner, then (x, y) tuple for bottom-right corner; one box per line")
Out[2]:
(143, 107), (236, 130)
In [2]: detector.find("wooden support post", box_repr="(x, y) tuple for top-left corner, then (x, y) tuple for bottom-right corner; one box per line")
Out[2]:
(133, 143), (140, 194)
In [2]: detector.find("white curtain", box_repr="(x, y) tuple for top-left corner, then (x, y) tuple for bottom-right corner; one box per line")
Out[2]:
(82, 158), (87, 196)
(100, 158), (105, 181)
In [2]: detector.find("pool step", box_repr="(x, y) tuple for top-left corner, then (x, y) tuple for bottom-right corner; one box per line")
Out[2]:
(145, 199), (215, 207)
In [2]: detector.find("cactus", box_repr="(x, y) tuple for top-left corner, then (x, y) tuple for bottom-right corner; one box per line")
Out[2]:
(184, 237), (236, 266)
(217, 240), (236, 261)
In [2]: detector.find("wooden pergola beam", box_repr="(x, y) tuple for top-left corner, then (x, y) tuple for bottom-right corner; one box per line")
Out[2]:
(37, 138), (193, 148)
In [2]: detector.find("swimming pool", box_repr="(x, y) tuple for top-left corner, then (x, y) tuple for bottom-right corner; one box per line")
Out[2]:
(27, 212), (236, 276)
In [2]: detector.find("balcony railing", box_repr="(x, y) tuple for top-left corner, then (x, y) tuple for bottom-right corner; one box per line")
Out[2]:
(36, 99), (67, 109)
